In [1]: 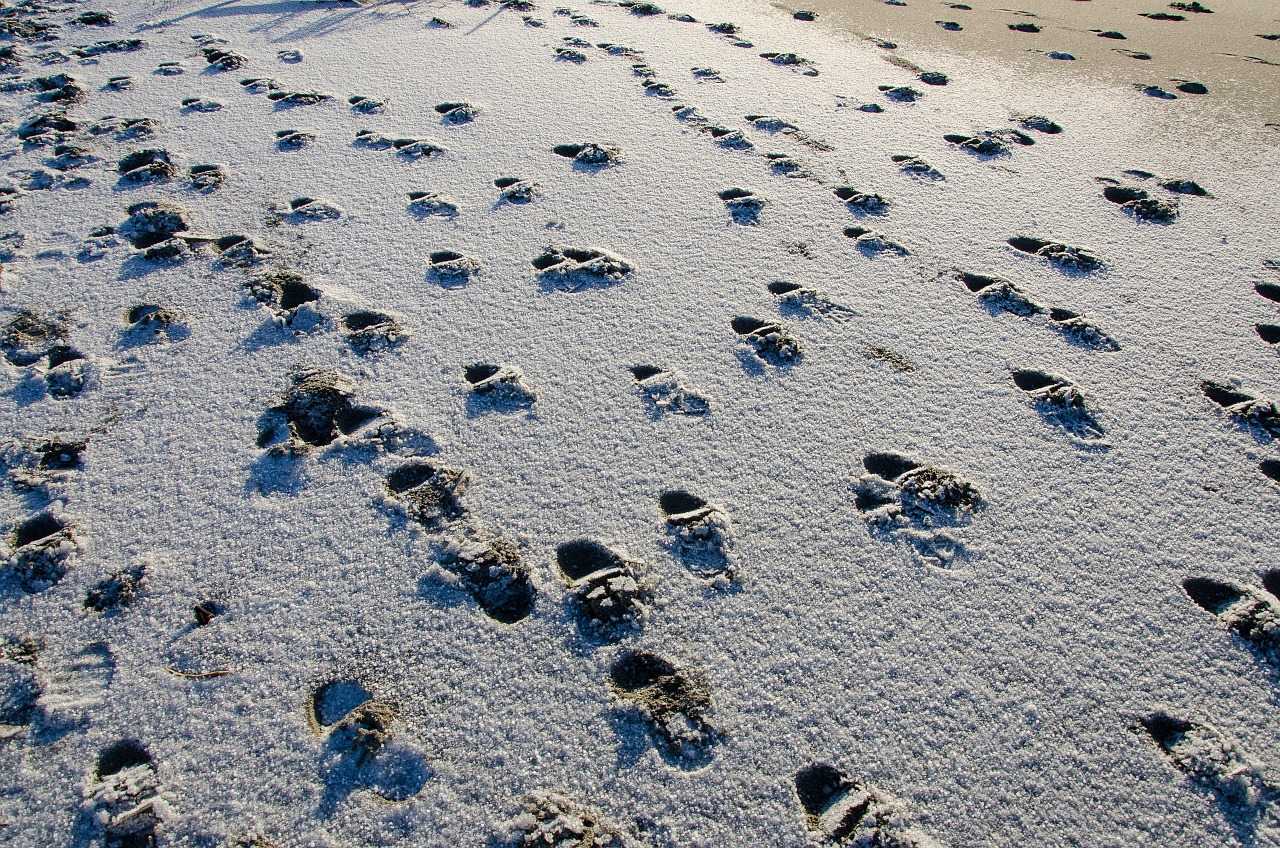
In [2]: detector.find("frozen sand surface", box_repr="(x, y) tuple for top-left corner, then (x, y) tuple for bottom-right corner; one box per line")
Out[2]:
(0, 0), (1277, 846)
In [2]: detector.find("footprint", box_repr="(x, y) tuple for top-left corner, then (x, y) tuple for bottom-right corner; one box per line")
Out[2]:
(743, 115), (833, 151)
(119, 201), (192, 260)
(556, 539), (653, 640)
(760, 51), (819, 76)
(1101, 184), (1178, 223)
(1015, 114), (1062, 134)
(180, 97), (222, 113)
(240, 77), (281, 94)
(1200, 380), (1280, 437)
(189, 163), (224, 192)
(1008, 22), (1041, 32)
(552, 142), (621, 167)
(309, 681), (431, 813)
(117, 148), (176, 183)
(434, 101), (477, 124)
(1135, 84), (1177, 99)
(257, 370), (383, 456)
(277, 49), (303, 63)
(532, 245), (634, 291)
(358, 131), (445, 159)
(658, 490), (736, 584)
(463, 363), (536, 411)
(718, 187), (765, 225)
(1261, 459), (1280, 485)
(880, 85), (923, 103)
(944, 129), (1034, 156)
(843, 227), (909, 257)
(2, 308), (64, 366)
(795, 763), (940, 847)
(4, 434), (86, 494)
(494, 176), (541, 205)
(6, 512), (81, 593)
(44, 345), (90, 399)
(1182, 575), (1280, 668)
(608, 650), (717, 764)
(1046, 307), (1120, 351)
(215, 233), (272, 269)
(1138, 712), (1279, 839)
(1256, 282), (1280, 305)
(766, 281), (852, 319)
(937, 20), (962, 30)
(499, 793), (637, 846)
(833, 186), (890, 215)
(202, 46), (248, 70)
(18, 111), (78, 145)
(0, 661), (40, 739)
(80, 740), (172, 848)
(285, 196), (342, 221)
(121, 304), (190, 347)
(407, 191), (458, 217)
(342, 310), (407, 355)
(84, 563), (146, 615)
(700, 125), (754, 150)
(891, 154), (944, 179)
(1007, 236), (1102, 272)
(348, 94), (386, 114)
(852, 452), (981, 565)
(1010, 369), (1104, 439)
(246, 269), (320, 323)
(437, 535), (535, 623)
(555, 46), (589, 63)
(266, 90), (331, 107)
(1257, 324), (1280, 346)
(384, 460), (468, 529)
(155, 61), (184, 76)
(731, 316), (802, 364)
(427, 250), (483, 285)
(628, 366), (711, 416)
(275, 128), (315, 151)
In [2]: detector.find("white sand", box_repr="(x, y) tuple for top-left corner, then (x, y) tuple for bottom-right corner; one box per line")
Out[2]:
(0, 1), (1278, 846)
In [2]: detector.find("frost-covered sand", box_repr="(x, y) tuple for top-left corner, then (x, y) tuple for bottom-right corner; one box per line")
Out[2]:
(1, 0), (1279, 846)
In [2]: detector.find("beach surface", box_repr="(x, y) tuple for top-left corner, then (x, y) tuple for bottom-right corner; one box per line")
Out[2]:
(0, 1), (1278, 847)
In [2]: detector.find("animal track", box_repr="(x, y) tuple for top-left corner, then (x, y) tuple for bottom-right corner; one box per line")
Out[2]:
(852, 452), (982, 565)
(556, 539), (652, 640)
(463, 363), (536, 410)
(0, 660), (40, 739)
(342, 311), (406, 355)
(1183, 575), (1280, 668)
(795, 763), (941, 847)
(731, 317), (802, 364)
(4, 435), (86, 494)
(658, 490), (735, 583)
(609, 650), (717, 764)
(718, 187), (765, 224)
(552, 142), (621, 167)
(1007, 236), (1102, 272)
(257, 370), (383, 455)
(628, 366), (710, 416)
(437, 535), (535, 623)
(1010, 369), (1104, 439)
(384, 460), (468, 529)
(499, 793), (636, 847)
(267, 90), (330, 107)
(181, 97), (222, 113)
(743, 115), (833, 151)
(532, 245), (634, 291)
(215, 234), (271, 269)
(3, 308), (64, 366)
(1200, 380), (1280, 437)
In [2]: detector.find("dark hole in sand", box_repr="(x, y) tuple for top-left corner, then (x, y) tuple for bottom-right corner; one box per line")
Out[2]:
(289, 197), (315, 211)
(1260, 461), (1280, 485)
(1011, 369), (1059, 391)
(407, 191), (432, 201)
(530, 253), (562, 270)
(385, 460), (439, 494)
(1139, 712), (1191, 750)
(464, 363), (501, 384)
(1103, 185), (1148, 204)
(1262, 565), (1280, 597)
(958, 272), (1001, 292)
(214, 235), (248, 251)
(118, 148), (170, 174)
(1008, 236), (1050, 254)
(609, 650), (676, 691)
(556, 539), (623, 580)
(97, 739), (152, 778)
(767, 281), (802, 295)
(718, 187), (754, 201)
(1256, 283), (1280, 304)
(1047, 307), (1079, 323)
(795, 763), (853, 817)
(342, 311), (391, 332)
(1097, 30), (1126, 39)
(1183, 577), (1244, 615)
(335, 406), (378, 435)
(854, 488), (897, 511)
(629, 365), (664, 381)
(1256, 324), (1280, 344)
(863, 452), (920, 480)
(46, 345), (84, 367)
(1200, 380), (1253, 408)
(429, 250), (464, 264)
(434, 102), (467, 113)
(659, 490), (706, 516)
(12, 513), (64, 548)
(730, 316), (769, 335)
(278, 280), (319, 310)
(39, 440), (85, 470)
(552, 144), (584, 158)
(843, 227), (871, 239)
(127, 304), (161, 324)
(1176, 82), (1208, 95)
(704, 126), (733, 138)
(494, 177), (519, 188)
